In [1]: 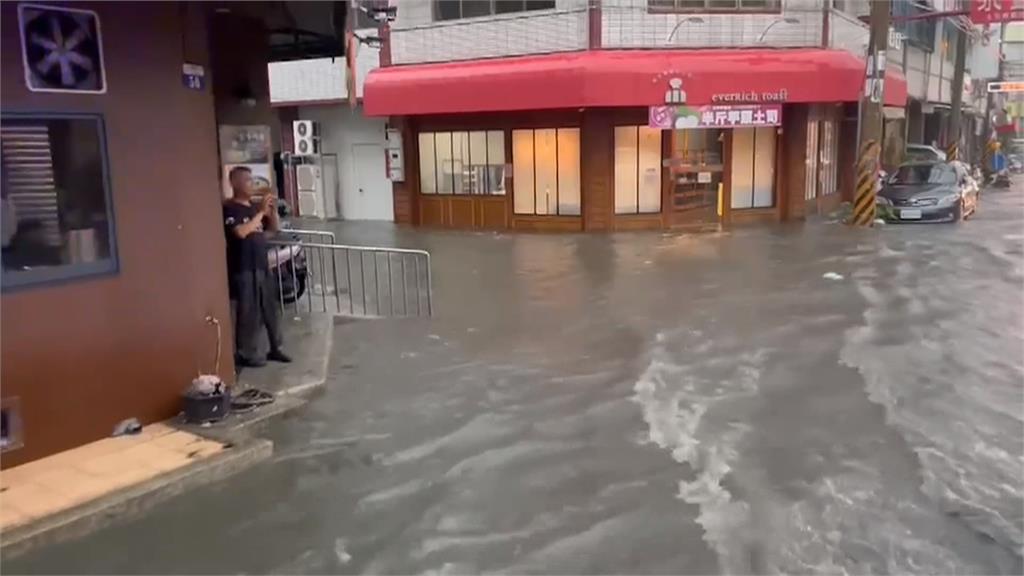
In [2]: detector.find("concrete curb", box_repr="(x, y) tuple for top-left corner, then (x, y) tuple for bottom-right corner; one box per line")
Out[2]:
(177, 395), (307, 442)
(279, 312), (334, 397)
(1, 437), (273, 559)
(180, 313), (335, 440)
(236, 313), (335, 399)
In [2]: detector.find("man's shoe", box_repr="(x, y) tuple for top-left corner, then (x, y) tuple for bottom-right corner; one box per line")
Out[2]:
(267, 350), (292, 363)
(237, 356), (267, 368)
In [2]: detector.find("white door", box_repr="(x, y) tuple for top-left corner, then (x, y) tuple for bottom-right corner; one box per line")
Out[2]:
(346, 143), (393, 221)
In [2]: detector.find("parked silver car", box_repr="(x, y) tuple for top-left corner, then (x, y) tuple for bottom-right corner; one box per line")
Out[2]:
(877, 162), (978, 223)
(905, 144), (947, 163)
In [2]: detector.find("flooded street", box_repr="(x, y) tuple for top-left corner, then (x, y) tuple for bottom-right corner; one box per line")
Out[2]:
(9, 188), (1023, 575)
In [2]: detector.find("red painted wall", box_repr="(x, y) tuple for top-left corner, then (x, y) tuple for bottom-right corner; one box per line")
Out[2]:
(1, 3), (233, 466)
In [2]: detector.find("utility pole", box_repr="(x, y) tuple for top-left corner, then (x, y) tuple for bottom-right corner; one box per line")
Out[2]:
(852, 0), (890, 227)
(980, 23), (1005, 175)
(947, 4), (968, 161)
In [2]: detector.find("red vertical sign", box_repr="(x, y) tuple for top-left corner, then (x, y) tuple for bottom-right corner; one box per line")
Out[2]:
(970, 0), (1024, 24)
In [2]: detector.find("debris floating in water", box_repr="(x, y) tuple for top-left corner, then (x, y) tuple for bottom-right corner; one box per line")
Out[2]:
(334, 538), (352, 564)
(822, 272), (845, 281)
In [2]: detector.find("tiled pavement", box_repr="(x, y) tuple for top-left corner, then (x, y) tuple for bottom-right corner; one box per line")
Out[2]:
(0, 313), (332, 553)
(0, 423), (223, 532)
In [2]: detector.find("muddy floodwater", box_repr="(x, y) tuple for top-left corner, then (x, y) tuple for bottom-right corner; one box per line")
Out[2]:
(9, 188), (1023, 575)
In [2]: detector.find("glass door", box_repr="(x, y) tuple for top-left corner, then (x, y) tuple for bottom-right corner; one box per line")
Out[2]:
(668, 128), (724, 227)
(804, 120), (820, 201)
(818, 119), (838, 197)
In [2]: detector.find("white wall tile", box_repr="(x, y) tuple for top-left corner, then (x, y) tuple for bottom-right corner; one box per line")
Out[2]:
(269, 42), (380, 104)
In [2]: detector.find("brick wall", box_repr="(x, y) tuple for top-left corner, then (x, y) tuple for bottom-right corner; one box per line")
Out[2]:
(1, 2), (232, 465)
(582, 110), (614, 231)
(392, 117), (417, 225)
(784, 105), (810, 221)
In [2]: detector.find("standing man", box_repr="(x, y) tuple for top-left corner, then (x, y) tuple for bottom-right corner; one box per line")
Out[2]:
(223, 166), (291, 367)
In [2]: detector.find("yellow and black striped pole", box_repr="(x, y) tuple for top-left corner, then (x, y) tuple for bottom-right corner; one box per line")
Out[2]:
(946, 140), (958, 162)
(852, 139), (881, 227)
(983, 138), (997, 176)
(852, 0), (888, 227)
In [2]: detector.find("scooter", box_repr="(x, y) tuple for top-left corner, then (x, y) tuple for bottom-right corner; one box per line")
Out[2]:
(989, 169), (1012, 189)
(267, 199), (308, 304)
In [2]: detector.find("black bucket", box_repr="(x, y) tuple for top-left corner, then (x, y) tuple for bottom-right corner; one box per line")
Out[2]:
(182, 390), (230, 424)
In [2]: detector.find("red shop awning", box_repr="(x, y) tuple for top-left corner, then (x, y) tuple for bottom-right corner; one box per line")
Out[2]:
(364, 48), (907, 116)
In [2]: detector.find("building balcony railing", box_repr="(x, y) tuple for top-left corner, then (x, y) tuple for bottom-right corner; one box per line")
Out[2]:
(602, 0), (823, 49)
(385, 0), (902, 67)
(390, 6), (589, 65)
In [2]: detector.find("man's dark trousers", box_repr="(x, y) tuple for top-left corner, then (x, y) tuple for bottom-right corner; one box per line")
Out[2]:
(232, 268), (282, 362)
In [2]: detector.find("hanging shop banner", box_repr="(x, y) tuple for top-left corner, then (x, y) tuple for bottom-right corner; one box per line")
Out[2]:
(218, 125), (273, 198)
(969, 0), (1024, 25)
(649, 104), (783, 130)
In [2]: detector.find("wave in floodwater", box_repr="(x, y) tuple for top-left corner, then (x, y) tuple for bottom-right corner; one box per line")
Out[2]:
(632, 330), (766, 574)
(839, 235), (1024, 566)
(634, 230), (1024, 574)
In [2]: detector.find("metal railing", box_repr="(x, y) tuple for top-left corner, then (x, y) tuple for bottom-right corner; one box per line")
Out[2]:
(602, 1), (824, 49)
(268, 229), (433, 317)
(390, 5), (589, 65)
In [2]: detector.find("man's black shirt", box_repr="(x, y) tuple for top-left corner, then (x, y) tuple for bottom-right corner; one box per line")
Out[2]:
(223, 201), (268, 283)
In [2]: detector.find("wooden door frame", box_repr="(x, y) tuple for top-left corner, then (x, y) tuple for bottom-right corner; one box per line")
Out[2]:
(508, 126), (585, 231)
(724, 127), (785, 226)
(605, 123), (666, 230)
(663, 128), (731, 229)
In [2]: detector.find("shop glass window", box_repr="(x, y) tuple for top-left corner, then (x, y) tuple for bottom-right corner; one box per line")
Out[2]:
(820, 120), (838, 196)
(418, 131), (506, 195)
(614, 126), (662, 215)
(1, 114), (117, 290)
(419, 133), (437, 194)
(649, 0), (780, 12)
(512, 128), (580, 216)
(893, 0), (936, 52)
(435, 0), (555, 21)
(806, 116), (839, 202)
(730, 126), (776, 210)
(804, 120), (820, 201)
(941, 20), (959, 62)
(435, 132), (455, 193)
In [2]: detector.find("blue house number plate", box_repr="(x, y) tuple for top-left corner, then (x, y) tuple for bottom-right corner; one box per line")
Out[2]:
(182, 63), (205, 91)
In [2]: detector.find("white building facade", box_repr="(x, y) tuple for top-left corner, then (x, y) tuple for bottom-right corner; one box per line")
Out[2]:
(268, 20), (394, 221)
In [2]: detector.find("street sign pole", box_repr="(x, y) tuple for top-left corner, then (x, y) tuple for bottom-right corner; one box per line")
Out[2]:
(980, 23), (1007, 174)
(852, 0), (890, 227)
